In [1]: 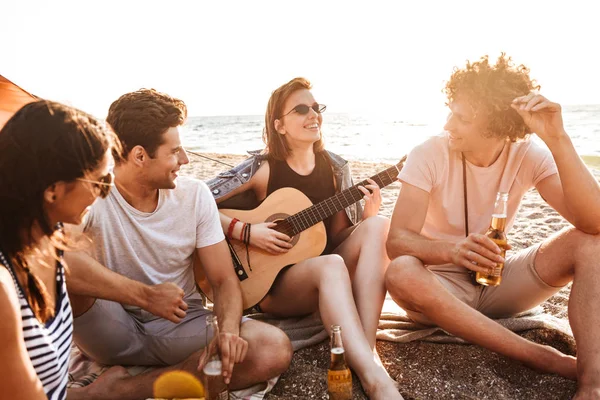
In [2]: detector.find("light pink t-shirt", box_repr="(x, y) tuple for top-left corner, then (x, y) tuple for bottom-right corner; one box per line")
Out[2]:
(398, 133), (557, 242)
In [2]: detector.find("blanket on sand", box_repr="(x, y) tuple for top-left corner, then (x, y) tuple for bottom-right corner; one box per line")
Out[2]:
(68, 300), (573, 399)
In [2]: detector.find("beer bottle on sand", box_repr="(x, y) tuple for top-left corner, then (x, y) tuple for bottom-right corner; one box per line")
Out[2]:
(203, 315), (229, 400)
(327, 325), (352, 400)
(476, 192), (509, 286)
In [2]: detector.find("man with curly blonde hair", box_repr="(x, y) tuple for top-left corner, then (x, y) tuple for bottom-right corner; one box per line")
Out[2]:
(386, 54), (600, 397)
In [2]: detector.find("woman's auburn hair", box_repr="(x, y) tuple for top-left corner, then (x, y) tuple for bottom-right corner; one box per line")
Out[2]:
(444, 53), (541, 142)
(262, 77), (325, 160)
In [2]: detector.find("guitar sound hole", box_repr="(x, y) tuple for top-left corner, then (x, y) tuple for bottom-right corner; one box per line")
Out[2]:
(266, 214), (300, 247)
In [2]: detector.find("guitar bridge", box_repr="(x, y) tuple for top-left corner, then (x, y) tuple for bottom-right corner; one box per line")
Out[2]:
(226, 238), (248, 281)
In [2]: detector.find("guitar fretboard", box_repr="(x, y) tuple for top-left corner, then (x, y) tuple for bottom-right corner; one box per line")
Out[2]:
(281, 162), (403, 236)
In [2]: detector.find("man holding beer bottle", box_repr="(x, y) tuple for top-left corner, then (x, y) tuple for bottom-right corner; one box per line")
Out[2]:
(385, 53), (600, 398)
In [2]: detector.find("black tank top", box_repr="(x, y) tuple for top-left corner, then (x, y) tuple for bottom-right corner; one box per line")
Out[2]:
(267, 151), (336, 252)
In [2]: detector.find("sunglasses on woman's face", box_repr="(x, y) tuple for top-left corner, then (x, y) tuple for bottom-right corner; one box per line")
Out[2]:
(77, 172), (114, 198)
(281, 103), (327, 117)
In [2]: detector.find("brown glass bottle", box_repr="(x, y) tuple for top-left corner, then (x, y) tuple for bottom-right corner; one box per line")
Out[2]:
(327, 325), (352, 400)
(203, 315), (229, 400)
(476, 192), (509, 286)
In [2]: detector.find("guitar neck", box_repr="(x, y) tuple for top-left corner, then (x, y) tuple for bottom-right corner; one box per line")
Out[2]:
(285, 163), (402, 236)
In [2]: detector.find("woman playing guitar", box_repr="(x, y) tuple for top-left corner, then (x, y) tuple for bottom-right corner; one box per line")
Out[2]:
(207, 78), (402, 400)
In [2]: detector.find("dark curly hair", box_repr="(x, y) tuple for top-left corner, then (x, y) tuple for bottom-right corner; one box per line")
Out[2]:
(107, 89), (187, 163)
(443, 53), (540, 141)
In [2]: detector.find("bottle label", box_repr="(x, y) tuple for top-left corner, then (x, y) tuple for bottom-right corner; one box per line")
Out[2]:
(328, 369), (352, 397)
(490, 265), (502, 276)
(328, 369), (351, 382)
(490, 244), (506, 276)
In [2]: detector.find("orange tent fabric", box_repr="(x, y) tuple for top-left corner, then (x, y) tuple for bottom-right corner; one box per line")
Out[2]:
(0, 75), (38, 130)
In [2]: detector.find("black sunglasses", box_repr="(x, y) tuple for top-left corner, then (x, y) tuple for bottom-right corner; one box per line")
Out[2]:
(281, 103), (327, 117)
(77, 172), (114, 198)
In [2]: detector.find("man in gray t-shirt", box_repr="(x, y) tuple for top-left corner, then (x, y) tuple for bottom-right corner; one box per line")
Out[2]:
(65, 89), (292, 400)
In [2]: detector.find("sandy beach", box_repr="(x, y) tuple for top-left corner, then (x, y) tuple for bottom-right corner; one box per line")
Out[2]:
(182, 152), (598, 400)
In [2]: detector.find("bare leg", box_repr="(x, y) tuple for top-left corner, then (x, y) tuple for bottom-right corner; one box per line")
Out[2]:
(531, 228), (600, 399)
(334, 215), (390, 348)
(385, 253), (577, 380)
(67, 320), (292, 400)
(259, 255), (402, 400)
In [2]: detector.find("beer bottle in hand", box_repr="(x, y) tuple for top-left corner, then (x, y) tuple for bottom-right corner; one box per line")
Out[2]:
(476, 192), (509, 286)
(327, 325), (352, 400)
(203, 315), (228, 400)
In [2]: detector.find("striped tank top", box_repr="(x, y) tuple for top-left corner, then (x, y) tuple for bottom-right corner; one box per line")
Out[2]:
(0, 247), (73, 400)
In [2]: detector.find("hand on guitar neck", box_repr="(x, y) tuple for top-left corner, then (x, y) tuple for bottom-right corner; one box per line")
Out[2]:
(357, 178), (382, 220)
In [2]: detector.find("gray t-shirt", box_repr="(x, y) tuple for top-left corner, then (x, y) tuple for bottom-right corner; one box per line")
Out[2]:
(83, 176), (224, 310)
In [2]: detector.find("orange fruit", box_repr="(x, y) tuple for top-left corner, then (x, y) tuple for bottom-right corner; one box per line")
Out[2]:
(152, 370), (205, 399)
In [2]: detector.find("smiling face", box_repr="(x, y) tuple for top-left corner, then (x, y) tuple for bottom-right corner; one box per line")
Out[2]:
(274, 89), (323, 150)
(44, 150), (112, 226)
(144, 126), (190, 189)
(443, 98), (495, 154)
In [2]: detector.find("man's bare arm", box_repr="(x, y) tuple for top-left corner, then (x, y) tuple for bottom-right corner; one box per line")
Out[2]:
(194, 240), (246, 384)
(64, 251), (187, 323)
(535, 141), (600, 234)
(194, 241), (243, 335)
(387, 182), (502, 273)
(513, 94), (600, 234)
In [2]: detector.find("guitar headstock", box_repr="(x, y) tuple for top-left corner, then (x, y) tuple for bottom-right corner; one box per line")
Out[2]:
(383, 154), (407, 183)
(362, 154), (408, 189)
(396, 155), (407, 170)
(395, 153), (407, 171)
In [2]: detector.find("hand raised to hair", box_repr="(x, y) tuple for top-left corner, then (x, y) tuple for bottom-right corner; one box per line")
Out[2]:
(511, 93), (568, 142)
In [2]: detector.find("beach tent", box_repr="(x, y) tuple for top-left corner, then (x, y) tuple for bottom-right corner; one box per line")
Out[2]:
(0, 75), (38, 130)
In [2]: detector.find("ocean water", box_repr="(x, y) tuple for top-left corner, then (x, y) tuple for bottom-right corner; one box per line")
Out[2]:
(181, 105), (600, 165)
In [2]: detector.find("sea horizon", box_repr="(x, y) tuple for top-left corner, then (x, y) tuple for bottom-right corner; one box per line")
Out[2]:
(181, 104), (600, 166)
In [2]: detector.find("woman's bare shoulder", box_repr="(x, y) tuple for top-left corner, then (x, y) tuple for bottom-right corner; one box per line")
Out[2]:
(251, 159), (271, 200)
(0, 267), (22, 337)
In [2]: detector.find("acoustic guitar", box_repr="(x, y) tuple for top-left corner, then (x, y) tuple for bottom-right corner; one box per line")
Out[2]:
(196, 157), (406, 309)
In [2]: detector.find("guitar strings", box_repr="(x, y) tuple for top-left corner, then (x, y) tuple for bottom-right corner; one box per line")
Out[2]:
(188, 151), (405, 239)
(286, 163), (401, 235)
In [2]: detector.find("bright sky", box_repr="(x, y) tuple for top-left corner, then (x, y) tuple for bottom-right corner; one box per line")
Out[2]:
(2, 0), (598, 118)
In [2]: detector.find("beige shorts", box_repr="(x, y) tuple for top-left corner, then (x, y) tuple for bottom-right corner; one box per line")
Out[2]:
(74, 294), (215, 366)
(405, 243), (565, 325)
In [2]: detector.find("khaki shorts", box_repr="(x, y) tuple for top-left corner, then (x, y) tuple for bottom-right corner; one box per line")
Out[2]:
(73, 294), (214, 366)
(405, 243), (565, 325)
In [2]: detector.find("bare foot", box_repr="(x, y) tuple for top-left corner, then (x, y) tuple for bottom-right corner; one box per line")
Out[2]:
(367, 379), (404, 400)
(526, 344), (577, 380)
(72, 366), (134, 400)
(574, 386), (600, 400)
(372, 349), (401, 390)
